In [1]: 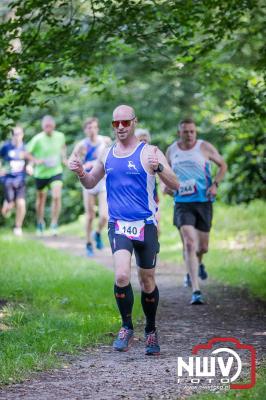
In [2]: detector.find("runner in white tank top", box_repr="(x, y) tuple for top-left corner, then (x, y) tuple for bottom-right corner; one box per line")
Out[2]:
(70, 117), (111, 256)
(165, 118), (227, 305)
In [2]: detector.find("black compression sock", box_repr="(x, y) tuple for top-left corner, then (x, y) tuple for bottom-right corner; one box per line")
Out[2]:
(141, 286), (159, 333)
(114, 283), (134, 330)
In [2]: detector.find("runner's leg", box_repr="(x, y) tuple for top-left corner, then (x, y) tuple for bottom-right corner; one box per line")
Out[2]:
(113, 249), (133, 329)
(196, 230), (209, 263)
(108, 222), (134, 351)
(15, 198), (26, 228)
(138, 267), (159, 333)
(1, 200), (14, 216)
(51, 182), (62, 226)
(36, 190), (47, 224)
(178, 230), (192, 287)
(134, 223), (160, 354)
(83, 191), (96, 244)
(178, 230), (186, 263)
(2, 180), (15, 216)
(180, 225), (200, 292)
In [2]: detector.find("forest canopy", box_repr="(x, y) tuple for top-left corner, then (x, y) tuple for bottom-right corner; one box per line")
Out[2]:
(0, 0), (265, 219)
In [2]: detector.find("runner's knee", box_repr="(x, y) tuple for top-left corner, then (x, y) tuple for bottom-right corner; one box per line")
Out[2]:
(52, 193), (61, 202)
(86, 212), (95, 223)
(99, 214), (107, 225)
(37, 191), (46, 203)
(183, 236), (197, 253)
(116, 272), (130, 287)
(139, 274), (155, 293)
(198, 244), (208, 255)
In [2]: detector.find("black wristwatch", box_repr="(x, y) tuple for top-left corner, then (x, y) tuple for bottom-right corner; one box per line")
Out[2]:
(213, 180), (219, 188)
(154, 163), (164, 173)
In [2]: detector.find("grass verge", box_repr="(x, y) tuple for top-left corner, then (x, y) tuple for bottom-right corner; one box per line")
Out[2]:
(0, 234), (141, 386)
(159, 198), (266, 299)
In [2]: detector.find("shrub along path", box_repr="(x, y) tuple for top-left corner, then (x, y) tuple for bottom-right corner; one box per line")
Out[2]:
(0, 234), (265, 400)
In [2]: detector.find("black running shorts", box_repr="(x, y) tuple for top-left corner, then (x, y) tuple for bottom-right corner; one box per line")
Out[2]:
(35, 173), (63, 191)
(173, 202), (213, 232)
(108, 222), (160, 269)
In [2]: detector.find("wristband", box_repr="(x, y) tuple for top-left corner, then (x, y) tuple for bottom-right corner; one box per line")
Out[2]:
(153, 163), (164, 173)
(213, 180), (219, 188)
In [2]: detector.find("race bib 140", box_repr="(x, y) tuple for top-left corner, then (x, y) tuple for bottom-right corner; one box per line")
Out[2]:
(115, 220), (145, 241)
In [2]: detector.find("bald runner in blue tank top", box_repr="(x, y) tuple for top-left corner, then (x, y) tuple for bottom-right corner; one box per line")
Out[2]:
(68, 104), (180, 355)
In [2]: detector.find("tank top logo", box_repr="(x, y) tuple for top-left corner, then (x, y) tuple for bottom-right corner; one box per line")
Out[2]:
(128, 160), (137, 170)
(127, 160), (139, 174)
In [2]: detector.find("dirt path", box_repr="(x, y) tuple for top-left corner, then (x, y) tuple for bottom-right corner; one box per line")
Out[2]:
(0, 235), (265, 400)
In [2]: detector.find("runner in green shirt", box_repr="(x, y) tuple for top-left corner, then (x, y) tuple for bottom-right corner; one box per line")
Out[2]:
(27, 115), (67, 236)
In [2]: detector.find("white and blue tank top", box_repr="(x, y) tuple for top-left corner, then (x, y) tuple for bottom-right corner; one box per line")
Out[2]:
(104, 142), (157, 223)
(168, 140), (213, 203)
(82, 138), (101, 172)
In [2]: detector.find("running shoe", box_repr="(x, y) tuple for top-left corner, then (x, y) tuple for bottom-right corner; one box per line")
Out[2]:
(190, 291), (204, 305)
(183, 273), (192, 288)
(199, 263), (208, 280)
(13, 227), (23, 236)
(86, 242), (94, 257)
(94, 231), (104, 250)
(50, 223), (58, 237)
(36, 222), (45, 236)
(145, 330), (160, 356)
(113, 327), (134, 352)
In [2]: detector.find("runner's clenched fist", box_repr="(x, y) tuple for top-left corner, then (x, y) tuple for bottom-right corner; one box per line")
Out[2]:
(148, 146), (159, 171)
(68, 153), (85, 177)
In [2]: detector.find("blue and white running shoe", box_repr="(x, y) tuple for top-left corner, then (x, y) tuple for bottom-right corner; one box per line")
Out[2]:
(145, 330), (160, 356)
(191, 291), (204, 305)
(113, 327), (134, 352)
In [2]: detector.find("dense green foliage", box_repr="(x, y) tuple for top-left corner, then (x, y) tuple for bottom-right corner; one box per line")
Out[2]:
(0, 1), (265, 225)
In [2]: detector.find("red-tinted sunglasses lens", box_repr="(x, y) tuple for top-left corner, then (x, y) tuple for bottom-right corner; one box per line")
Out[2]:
(112, 120), (132, 128)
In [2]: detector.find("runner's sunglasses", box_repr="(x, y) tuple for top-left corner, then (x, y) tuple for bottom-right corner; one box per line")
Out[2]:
(112, 117), (135, 128)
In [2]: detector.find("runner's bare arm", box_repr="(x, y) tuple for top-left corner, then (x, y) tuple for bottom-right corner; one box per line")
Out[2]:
(202, 141), (227, 183)
(202, 141), (227, 196)
(161, 146), (175, 196)
(23, 151), (45, 166)
(68, 147), (106, 189)
(61, 144), (68, 166)
(144, 145), (179, 191)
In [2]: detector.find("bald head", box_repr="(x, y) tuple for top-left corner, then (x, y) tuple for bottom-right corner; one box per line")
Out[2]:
(112, 105), (137, 142)
(113, 105), (135, 121)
